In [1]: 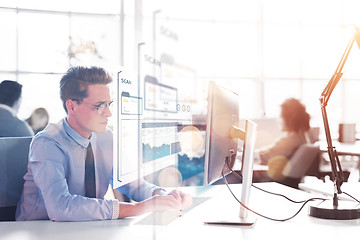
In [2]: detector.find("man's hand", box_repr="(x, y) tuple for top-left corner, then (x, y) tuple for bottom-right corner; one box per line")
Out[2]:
(166, 189), (192, 210)
(118, 189), (192, 218)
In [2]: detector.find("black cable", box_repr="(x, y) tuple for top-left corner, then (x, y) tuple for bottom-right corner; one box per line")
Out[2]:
(227, 157), (360, 205)
(342, 192), (360, 203)
(230, 167), (308, 203)
(221, 169), (327, 222)
(225, 158), (317, 204)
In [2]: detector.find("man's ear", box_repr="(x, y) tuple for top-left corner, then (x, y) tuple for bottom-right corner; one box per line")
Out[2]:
(66, 99), (76, 114)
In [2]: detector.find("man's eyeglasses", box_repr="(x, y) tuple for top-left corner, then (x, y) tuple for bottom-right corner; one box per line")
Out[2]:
(72, 99), (113, 115)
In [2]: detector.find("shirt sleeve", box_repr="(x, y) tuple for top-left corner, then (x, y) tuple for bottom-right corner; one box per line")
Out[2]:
(111, 199), (120, 219)
(30, 137), (116, 222)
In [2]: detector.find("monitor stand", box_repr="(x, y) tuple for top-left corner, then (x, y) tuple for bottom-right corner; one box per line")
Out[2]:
(203, 119), (258, 226)
(204, 212), (256, 226)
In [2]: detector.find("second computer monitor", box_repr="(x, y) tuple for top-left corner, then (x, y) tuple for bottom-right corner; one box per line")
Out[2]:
(204, 81), (239, 185)
(203, 81), (257, 225)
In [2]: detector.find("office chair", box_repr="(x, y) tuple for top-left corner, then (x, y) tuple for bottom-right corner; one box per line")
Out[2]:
(0, 137), (32, 221)
(280, 143), (321, 189)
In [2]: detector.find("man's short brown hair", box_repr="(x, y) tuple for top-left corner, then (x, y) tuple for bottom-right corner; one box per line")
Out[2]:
(60, 66), (113, 113)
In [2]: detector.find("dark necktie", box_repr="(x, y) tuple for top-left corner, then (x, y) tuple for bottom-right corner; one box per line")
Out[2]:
(85, 142), (96, 198)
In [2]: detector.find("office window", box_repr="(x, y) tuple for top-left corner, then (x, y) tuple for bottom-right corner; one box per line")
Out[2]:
(263, 24), (302, 79)
(206, 78), (260, 118)
(1, 0), (360, 129)
(15, 0), (71, 12)
(343, 47), (360, 79)
(0, 0), (16, 8)
(143, 0), (260, 22)
(17, 12), (69, 73)
(301, 0), (344, 25)
(163, 20), (215, 78)
(301, 79), (327, 127)
(211, 22), (258, 78)
(264, 80), (301, 117)
(18, 73), (64, 122)
(304, 78), (343, 138)
(0, 11), (17, 71)
(70, 0), (121, 14)
(208, 0), (260, 22)
(301, 25), (345, 79)
(344, 80), (360, 123)
(69, 15), (121, 69)
(229, 79), (260, 118)
(16, 0), (121, 13)
(263, 0), (302, 24)
(0, 3), (122, 122)
(123, 16), (135, 70)
(0, 74), (16, 81)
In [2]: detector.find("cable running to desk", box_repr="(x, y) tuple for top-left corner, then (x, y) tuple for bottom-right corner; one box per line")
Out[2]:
(227, 160), (317, 203)
(222, 161), (327, 222)
(221, 171), (326, 222)
(233, 169), (312, 203)
(342, 192), (360, 203)
(228, 161), (360, 204)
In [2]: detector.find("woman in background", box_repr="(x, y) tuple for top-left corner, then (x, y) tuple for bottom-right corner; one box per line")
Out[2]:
(259, 98), (310, 180)
(259, 98), (311, 166)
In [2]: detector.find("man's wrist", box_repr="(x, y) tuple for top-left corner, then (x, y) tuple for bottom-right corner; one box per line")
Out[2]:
(118, 202), (142, 218)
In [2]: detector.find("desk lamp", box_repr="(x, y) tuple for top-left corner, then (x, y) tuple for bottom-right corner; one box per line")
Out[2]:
(309, 26), (360, 220)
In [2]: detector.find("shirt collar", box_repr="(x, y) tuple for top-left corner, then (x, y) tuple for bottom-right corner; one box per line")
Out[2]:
(62, 118), (92, 148)
(0, 104), (17, 116)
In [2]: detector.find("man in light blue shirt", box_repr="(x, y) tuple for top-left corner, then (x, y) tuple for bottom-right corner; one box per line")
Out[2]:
(16, 66), (191, 221)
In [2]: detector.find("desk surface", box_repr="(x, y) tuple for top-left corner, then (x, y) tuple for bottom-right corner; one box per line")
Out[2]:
(1, 182), (360, 240)
(300, 181), (360, 201)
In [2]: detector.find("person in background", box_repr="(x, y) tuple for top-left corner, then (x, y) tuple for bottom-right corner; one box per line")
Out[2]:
(26, 107), (49, 135)
(255, 98), (311, 183)
(258, 98), (311, 164)
(0, 80), (34, 137)
(16, 66), (191, 222)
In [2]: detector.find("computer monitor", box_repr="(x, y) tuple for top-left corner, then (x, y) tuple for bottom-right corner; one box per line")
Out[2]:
(204, 81), (240, 185)
(203, 81), (257, 225)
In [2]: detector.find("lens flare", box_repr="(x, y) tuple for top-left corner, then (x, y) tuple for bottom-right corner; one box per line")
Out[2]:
(158, 167), (182, 187)
(179, 126), (204, 157)
(266, 155), (289, 181)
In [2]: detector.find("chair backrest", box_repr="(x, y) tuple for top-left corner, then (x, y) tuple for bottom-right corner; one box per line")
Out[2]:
(0, 137), (32, 221)
(282, 143), (320, 179)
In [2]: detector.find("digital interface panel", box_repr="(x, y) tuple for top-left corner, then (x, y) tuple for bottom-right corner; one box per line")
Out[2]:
(144, 75), (177, 113)
(121, 92), (142, 115)
(113, 57), (191, 188)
